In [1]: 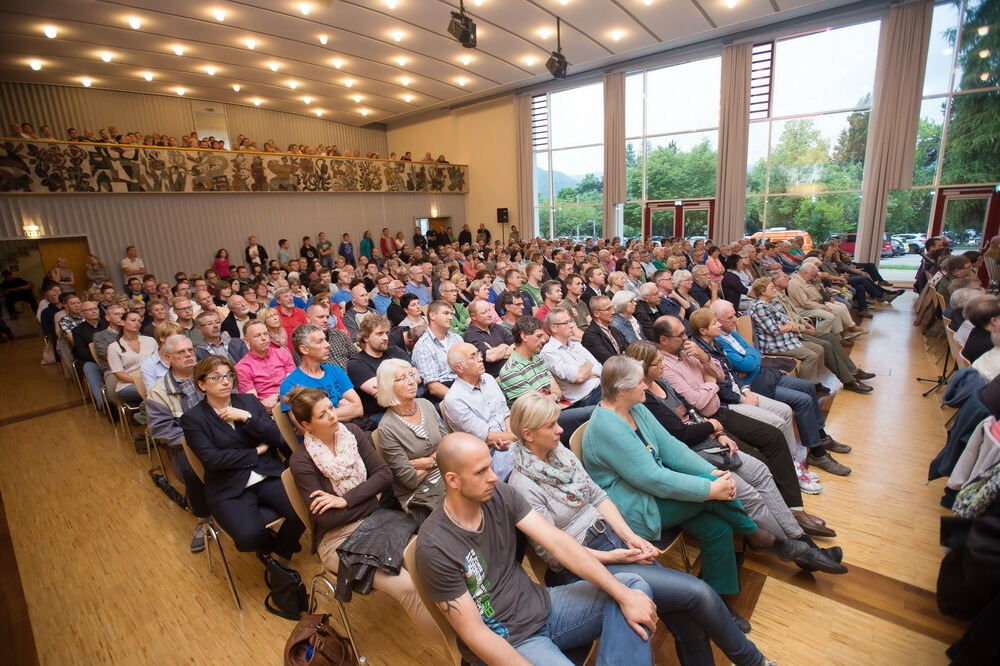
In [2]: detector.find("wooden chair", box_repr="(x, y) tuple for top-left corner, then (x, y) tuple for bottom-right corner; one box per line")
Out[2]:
(402, 537), (464, 665)
(568, 423), (692, 573)
(280, 469), (364, 663)
(271, 402), (301, 453)
(114, 369), (146, 442)
(438, 400), (455, 433)
(181, 439), (284, 612)
(370, 429), (384, 459)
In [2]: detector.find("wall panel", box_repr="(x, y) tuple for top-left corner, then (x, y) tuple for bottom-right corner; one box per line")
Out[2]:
(0, 192), (461, 287)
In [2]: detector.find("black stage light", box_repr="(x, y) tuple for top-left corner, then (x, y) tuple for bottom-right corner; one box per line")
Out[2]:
(448, 1), (477, 48)
(547, 17), (569, 79)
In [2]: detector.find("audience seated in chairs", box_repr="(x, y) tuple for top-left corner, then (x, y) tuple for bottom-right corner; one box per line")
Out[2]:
(285, 386), (439, 640)
(180, 355), (304, 566)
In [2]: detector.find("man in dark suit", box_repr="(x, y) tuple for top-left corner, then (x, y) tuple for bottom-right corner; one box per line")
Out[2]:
(581, 266), (607, 307)
(581, 295), (628, 363)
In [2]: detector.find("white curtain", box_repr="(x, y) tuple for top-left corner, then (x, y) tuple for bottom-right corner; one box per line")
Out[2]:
(716, 43), (752, 245)
(514, 94), (535, 240)
(603, 73), (626, 238)
(855, 0), (934, 262)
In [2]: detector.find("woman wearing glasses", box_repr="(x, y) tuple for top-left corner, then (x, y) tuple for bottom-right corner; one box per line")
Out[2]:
(180, 355), (305, 565)
(374, 359), (447, 523)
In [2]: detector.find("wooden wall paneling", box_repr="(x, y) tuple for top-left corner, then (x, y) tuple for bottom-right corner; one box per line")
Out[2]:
(37, 237), (90, 292)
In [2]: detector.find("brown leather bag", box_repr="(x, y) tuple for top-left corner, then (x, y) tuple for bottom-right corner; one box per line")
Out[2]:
(284, 613), (356, 666)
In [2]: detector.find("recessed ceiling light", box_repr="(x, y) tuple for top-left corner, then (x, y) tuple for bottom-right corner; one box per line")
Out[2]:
(456, 77), (468, 86)
(395, 56), (408, 67)
(173, 45), (185, 56)
(392, 30), (404, 42)
(473, 0), (483, 5)
(724, 0), (736, 7)
(318, 34), (328, 45)
(213, 9), (226, 21)
(643, 0), (652, 5)
(560, 0), (568, 5)
(539, 28), (551, 39)
(205, 66), (216, 76)
(142, 71), (153, 81)
(43, 26), (58, 39)
(524, 56), (537, 66)
(81, 77), (92, 87)
(610, 30), (623, 42)
(314, 109), (324, 117)
(288, 81), (299, 89)
(29, 60), (42, 71)
(403, 93), (413, 102)
(176, 87), (186, 96)
(269, 62), (280, 72)
(980, 49), (990, 59)
(981, 72), (990, 81)
(352, 94), (362, 103)
(344, 78), (354, 88)
(460, 55), (472, 66)
(232, 83), (241, 92)
(386, 0), (398, 8)
(360, 109), (369, 116)
(331, 58), (344, 69)
(252, 98), (262, 106)
(978, 26), (990, 37)
(245, 38), (257, 50)
(303, 96), (312, 104)
(299, 3), (312, 15)
(128, 17), (142, 30)
(100, 51), (112, 62)
(400, 76), (411, 86)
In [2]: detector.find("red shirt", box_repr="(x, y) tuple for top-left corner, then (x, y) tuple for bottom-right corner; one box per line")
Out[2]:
(535, 303), (551, 322)
(277, 306), (307, 348)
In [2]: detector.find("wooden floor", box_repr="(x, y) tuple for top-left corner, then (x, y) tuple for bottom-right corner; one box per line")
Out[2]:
(0, 291), (964, 665)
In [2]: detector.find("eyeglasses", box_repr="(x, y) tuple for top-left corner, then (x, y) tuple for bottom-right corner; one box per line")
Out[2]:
(175, 348), (196, 355)
(551, 320), (572, 327)
(393, 371), (419, 383)
(204, 372), (235, 383)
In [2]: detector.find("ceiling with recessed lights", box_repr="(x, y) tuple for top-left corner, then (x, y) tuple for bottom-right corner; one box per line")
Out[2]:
(1, 0), (860, 127)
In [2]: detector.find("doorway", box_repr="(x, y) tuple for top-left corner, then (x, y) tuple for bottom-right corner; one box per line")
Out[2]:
(642, 199), (716, 240)
(929, 185), (1000, 251)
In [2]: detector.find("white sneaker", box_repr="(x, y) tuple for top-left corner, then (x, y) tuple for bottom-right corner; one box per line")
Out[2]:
(797, 460), (820, 481)
(796, 461), (823, 494)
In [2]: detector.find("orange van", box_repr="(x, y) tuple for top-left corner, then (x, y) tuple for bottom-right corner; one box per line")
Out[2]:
(748, 228), (813, 252)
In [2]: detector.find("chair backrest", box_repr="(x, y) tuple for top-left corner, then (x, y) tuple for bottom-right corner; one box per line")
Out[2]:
(132, 370), (147, 401)
(402, 538), (464, 665)
(936, 290), (948, 313)
(736, 315), (755, 347)
(371, 429), (384, 460)
(280, 468), (312, 535)
(181, 438), (206, 483)
(88, 341), (100, 364)
(523, 545), (549, 584)
(272, 402), (301, 453)
(568, 423), (587, 461)
(438, 400), (454, 433)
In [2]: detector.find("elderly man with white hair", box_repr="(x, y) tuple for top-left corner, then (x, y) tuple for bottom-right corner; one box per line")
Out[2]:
(787, 262), (859, 339)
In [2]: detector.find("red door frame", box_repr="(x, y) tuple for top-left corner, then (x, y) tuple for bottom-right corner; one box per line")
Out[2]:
(642, 199), (716, 239)
(929, 185), (1000, 241)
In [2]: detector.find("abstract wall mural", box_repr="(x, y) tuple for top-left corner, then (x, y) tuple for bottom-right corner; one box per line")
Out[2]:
(0, 141), (468, 195)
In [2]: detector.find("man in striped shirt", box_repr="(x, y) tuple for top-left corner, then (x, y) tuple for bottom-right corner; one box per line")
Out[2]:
(497, 316), (593, 444)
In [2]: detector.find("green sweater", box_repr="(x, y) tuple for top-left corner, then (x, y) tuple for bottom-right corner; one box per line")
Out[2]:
(583, 405), (715, 540)
(449, 303), (470, 334)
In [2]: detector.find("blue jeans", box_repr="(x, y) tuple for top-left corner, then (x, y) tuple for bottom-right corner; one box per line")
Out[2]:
(773, 375), (824, 449)
(82, 361), (105, 411)
(571, 385), (603, 409)
(512, 573), (654, 666)
(548, 530), (763, 666)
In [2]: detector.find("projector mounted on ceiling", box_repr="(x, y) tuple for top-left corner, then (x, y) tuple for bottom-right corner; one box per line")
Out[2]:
(448, 0), (477, 48)
(546, 17), (568, 79)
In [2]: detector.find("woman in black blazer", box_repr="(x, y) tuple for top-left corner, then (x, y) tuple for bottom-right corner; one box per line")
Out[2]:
(181, 355), (304, 562)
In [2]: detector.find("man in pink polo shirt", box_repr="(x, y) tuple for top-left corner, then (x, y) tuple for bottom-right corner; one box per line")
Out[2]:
(235, 320), (295, 409)
(274, 287), (307, 349)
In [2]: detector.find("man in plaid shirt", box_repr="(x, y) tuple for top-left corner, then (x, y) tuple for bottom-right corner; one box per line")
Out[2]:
(747, 278), (824, 381)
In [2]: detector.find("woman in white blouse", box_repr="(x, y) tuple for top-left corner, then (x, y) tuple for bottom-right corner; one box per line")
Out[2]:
(106, 310), (157, 403)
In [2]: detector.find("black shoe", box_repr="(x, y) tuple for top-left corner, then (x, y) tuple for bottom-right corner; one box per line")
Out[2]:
(728, 607), (752, 634)
(843, 380), (873, 394)
(853, 369), (875, 380)
(823, 546), (843, 563)
(794, 547), (848, 574)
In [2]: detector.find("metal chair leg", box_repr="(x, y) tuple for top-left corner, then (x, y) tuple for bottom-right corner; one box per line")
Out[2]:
(678, 535), (693, 574)
(309, 573), (364, 663)
(204, 521), (241, 611)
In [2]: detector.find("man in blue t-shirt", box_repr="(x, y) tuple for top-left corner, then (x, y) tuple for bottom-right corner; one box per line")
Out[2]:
(279, 324), (363, 422)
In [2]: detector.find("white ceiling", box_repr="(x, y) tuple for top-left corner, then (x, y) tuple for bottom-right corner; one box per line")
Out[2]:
(0, 0), (860, 128)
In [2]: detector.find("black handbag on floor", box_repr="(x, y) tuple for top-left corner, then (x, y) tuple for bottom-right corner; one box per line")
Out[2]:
(264, 557), (308, 620)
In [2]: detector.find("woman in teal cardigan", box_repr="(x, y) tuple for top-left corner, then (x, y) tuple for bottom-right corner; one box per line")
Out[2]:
(582, 356), (764, 607)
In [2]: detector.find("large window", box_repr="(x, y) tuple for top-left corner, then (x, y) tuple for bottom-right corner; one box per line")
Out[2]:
(888, 0), (999, 239)
(624, 57), (721, 238)
(744, 21), (880, 242)
(533, 83), (604, 239)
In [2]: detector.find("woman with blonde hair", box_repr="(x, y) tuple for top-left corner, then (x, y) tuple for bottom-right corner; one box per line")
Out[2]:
(375, 359), (447, 522)
(469, 279), (501, 324)
(256, 306), (287, 349)
(606, 270), (627, 297)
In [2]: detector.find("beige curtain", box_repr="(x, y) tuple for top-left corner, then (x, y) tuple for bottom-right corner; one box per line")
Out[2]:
(855, 0), (934, 262)
(514, 94), (535, 240)
(715, 43), (752, 245)
(603, 73), (626, 238)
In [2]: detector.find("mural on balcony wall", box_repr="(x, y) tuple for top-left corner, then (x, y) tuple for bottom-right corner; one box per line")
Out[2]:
(0, 141), (468, 194)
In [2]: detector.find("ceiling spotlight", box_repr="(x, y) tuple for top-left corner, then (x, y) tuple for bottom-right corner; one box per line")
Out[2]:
(319, 34), (328, 45)
(546, 18), (568, 79)
(314, 109), (324, 117)
(245, 38), (257, 49)
(205, 66), (216, 75)
(289, 81), (299, 89)
(29, 60), (42, 71)
(360, 109), (369, 117)
(81, 77), (92, 87)
(560, 0), (568, 4)
(395, 56), (408, 67)
(403, 93), (413, 102)
(142, 71), (154, 81)
(344, 78), (354, 87)
(980, 49), (990, 59)
(213, 9), (226, 21)
(128, 17), (142, 30)
(352, 94), (362, 102)
(524, 56), (537, 66)
(387, 0), (398, 8)
(460, 55), (472, 66)
(724, 0), (737, 8)
(176, 87), (186, 96)
(643, 0), (653, 5)
(400, 76), (411, 86)
(978, 26), (990, 36)
(173, 45), (185, 56)
(232, 83), (241, 92)
(539, 28), (551, 39)
(303, 96), (312, 104)
(448, 0), (477, 48)
(473, 0), (483, 5)
(252, 98), (262, 106)
(269, 62), (280, 71)
(100, 51), (113, 62)
(43, 26), (58, 39)
(392, 30), (404, 42)
(456, 76), (468, 86)
(332, 58), (344, 69)
(299, 3), (312, 16)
